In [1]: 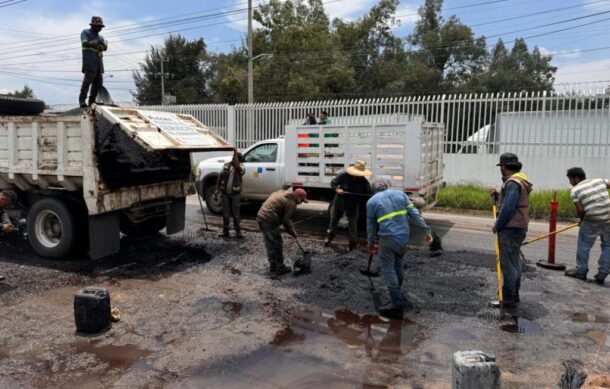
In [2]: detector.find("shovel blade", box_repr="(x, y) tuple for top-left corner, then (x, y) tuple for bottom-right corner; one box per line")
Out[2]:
(359, 267), (381, 277)
(95, 85), (115, 105)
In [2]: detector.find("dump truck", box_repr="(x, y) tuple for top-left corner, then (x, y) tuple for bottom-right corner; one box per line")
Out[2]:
(0, 105), (232, 259)
(197, 116), (445, 213)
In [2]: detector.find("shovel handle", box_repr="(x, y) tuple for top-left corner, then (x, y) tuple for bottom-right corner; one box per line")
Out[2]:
(295, 238), (307, 254)
(522, 223), (579, 246)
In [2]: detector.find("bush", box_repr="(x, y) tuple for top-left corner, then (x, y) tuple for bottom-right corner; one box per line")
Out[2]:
(437, 185), (577, 221)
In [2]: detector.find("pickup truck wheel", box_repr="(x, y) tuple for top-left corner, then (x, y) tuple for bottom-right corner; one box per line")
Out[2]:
(120, 216), (166, 238)
(27, 197), (76, 259)
(204, 186), (223, 214)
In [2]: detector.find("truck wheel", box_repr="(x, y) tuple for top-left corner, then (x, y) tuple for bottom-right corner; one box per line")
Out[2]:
(0, 95), (46, 115)
(204, 186), (223, 214)
(27, 197), (76, 259)
(120, 216), (166, 238)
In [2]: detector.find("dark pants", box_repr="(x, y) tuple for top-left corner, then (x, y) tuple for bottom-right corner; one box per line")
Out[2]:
(258, 221), (284, 270)
(498, 228), (526, 303)
(378, 237), (408, 306)
(221, 193), (241, 233)
(79, 69), (103, 105)
(327, 196), (359, 244)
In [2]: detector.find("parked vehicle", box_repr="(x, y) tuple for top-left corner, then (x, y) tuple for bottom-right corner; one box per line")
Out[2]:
(197, 116), (445, 214)
(0, 105), (232, 259)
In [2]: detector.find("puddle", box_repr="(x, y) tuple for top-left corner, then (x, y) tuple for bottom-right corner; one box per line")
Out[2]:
(500, 317), (543, 334)
(184, 306), (426, 388)
(447, 328), (477, 341)
(74, 342), (152, 369)
(574, 329), (610, 347)
(571, 312), (610, 324)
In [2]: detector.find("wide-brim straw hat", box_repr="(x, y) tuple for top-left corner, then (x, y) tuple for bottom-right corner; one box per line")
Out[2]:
(346, 160), (372, 177)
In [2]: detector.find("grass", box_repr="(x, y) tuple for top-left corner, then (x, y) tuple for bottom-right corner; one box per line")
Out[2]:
(437, 185), (577, 221)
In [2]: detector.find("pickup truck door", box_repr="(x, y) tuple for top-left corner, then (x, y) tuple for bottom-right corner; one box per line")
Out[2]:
(242, 142), (281, 199)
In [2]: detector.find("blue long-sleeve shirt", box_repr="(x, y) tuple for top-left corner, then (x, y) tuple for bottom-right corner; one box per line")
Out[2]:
(366, 189), (431, 247)
(495, 181), (520, 231)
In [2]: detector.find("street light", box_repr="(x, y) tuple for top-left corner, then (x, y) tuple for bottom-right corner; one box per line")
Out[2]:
(247, 53), (273, 104)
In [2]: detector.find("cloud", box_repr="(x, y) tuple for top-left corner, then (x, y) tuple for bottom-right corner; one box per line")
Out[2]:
(393, 2), (419, 26)
(555, 57), (610, 85)
(0, 6), (165, 105)
(539, 47), (582, 60)
(583, 0), (610, 12)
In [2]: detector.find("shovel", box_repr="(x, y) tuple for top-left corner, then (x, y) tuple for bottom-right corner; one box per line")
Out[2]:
(360, 254), (380, 277)
(95, 85), (116, 106)
(293, 238), (312, 274)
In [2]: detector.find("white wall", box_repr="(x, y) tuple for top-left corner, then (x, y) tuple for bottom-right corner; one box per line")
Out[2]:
(444, 154), (610, 190)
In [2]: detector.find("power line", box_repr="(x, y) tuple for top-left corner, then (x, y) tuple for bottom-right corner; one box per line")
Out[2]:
(0, 0), (27, 8)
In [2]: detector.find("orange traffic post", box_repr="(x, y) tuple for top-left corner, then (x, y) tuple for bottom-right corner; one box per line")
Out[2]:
(536, 192), (566, 270)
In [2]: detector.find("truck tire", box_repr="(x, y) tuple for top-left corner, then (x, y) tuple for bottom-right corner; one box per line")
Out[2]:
(120, 216), (166, 238)
(204, 186), (223, 214)
(27, 197), (76, 259)
(0, 95), (46, 115)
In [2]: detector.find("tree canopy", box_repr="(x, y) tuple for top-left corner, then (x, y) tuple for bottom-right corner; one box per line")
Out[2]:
(6, 85), (35, 98)
(132, 0), (557, 103)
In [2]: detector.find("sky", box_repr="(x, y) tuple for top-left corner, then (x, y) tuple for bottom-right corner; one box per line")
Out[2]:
(0, 0), (609, 105)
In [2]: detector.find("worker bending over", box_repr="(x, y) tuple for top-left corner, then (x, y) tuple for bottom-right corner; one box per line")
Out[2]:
(565, 167), (610, 285)
(366, 181), (432, 318)
(256, 189), (308, 278)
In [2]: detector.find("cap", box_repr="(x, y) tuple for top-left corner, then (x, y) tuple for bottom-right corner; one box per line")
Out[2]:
(294, 188), (308, 203)
(372, 180), (389, 193)
(0, 190), (18, 205)
(90, 16), (105, 27)
(496, 153), (519, 166)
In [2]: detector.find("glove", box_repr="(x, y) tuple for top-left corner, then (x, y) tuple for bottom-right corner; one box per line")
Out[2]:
(425, 234), (433, 245)
(367, 244), (378, 256)
(90, 38), (99, 46)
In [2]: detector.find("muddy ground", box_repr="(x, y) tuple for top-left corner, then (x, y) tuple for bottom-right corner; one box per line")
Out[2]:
(0, 203), (609, 388)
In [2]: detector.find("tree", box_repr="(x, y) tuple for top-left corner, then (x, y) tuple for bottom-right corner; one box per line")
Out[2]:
(7, 85), (35, 98)
(133, 35), (212, 104)
(405, 0), (488, 94)
(482, 38), (556, 93)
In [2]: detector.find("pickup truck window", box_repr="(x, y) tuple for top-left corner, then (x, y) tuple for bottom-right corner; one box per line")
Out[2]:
(244, 144), (278, 163)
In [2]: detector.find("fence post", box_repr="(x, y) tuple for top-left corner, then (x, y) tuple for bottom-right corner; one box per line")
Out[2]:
(227, 105), (236, 147)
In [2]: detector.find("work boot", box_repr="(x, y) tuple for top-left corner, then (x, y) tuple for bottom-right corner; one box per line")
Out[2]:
(324, 232), (335, 247)
(594, 273), (606, 285)
(565, 268), (587, 281)
(378, 303), (403, 320)
(270, 264), (292, 279)
(488, 299), (517, 309)
(0, 275), (5, 282)
(235, 229), (244, 239)
(218, 230), (230, 238)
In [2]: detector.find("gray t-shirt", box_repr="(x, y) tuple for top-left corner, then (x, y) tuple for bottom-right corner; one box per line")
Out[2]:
(571, 178), (610, 221)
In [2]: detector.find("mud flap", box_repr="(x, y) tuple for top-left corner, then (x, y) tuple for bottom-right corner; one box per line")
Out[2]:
(88, 212), (120, 259)
(166, 197), (186, 235)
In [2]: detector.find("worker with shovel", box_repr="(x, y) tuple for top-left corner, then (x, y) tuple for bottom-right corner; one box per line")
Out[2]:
(489, 153), (533, 309)
(325, 160), (372, 251)
(366, 181), (433, 318)
(256, 188), (308, 278)
(564, 167), (610, 285)
(79, 16), (108, 108)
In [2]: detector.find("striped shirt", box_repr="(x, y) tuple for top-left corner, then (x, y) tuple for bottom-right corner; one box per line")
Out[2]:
(571, 178), (610, 221)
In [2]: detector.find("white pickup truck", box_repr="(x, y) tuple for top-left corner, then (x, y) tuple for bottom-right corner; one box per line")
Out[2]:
(0, 104), (232, 259)
(196, 117), (444, 214)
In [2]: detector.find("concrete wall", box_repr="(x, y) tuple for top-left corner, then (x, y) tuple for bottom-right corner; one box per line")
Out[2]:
(444, 154), (610, 190)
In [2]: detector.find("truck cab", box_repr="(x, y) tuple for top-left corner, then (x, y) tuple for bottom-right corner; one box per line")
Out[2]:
(196, 138), (286, 213)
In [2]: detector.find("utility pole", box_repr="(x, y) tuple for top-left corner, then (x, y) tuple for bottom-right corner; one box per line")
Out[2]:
(247, 0), (254, 104)
(160, 56), (169, 105)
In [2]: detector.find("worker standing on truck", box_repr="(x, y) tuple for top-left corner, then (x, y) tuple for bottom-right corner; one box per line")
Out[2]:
(79, 16), (108, 108)
(488, 153), (533, 309)
(564, 167), (610, 285)
(0, 190), (18, 281)
(366, 181), (433, 318)
(325, 160), (372, 251)
(319, 111), (332, 124)
(256, 188), (308, 278)
(214, 151), (245, 239)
